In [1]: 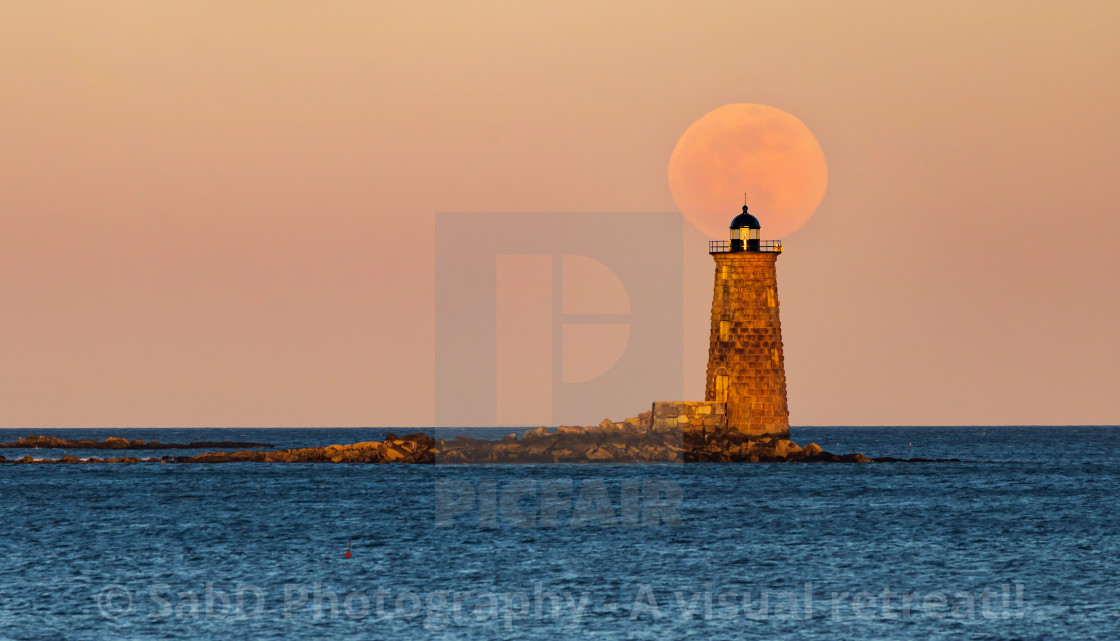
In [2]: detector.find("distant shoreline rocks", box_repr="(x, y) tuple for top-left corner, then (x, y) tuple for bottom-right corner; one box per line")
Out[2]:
(0, 424), (959, 465)
(0, 435), (273, 450)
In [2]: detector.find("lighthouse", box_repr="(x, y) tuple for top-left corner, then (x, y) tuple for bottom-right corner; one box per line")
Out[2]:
(704, 205), (790, 438)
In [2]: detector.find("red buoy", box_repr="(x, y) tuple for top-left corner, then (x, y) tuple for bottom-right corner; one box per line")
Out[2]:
(344, 540), (352, 559)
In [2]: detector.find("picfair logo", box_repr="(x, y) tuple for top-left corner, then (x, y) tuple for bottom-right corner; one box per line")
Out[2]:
(434, 212), (682, 428)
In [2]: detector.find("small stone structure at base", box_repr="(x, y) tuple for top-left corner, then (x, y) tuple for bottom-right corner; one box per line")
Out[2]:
(651, 401), (726, 431)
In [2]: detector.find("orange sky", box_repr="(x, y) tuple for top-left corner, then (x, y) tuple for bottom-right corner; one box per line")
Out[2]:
(2, 1), (1118, 427)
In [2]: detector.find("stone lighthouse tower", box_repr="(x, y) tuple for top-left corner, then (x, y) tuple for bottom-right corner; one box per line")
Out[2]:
(704, 205), (790, 438)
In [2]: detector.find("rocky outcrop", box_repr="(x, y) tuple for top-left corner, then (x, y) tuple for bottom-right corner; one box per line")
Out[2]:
(12, 454), (154, 464)
(436, 422), (880, 463)
(684, 428), (873, 463)
(437, 421), (686, 463)
(0, 423), (957, 465)
(0, 434), (434, 464)
(0, 435), (273, 450)
(174, 433), (434, 464)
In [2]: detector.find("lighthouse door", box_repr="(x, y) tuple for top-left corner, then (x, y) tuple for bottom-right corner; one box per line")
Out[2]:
(715, 375), (729, 403)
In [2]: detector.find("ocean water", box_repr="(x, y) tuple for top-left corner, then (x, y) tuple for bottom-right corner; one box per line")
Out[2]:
(1, 426), (1118, 640)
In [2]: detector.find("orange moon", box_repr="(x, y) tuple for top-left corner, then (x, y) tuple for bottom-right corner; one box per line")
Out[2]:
(668, 104), (828, 239)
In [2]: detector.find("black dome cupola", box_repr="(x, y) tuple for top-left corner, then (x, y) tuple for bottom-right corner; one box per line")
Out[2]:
(730, 205), (761, 231)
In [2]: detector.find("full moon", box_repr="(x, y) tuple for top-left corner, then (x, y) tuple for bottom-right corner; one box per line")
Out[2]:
(668, 104), (828, 239)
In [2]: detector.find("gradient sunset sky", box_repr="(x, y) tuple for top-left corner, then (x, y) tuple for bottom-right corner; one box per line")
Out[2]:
(2, 1), (1117, 427)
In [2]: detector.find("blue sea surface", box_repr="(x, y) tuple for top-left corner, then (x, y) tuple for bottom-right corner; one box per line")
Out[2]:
(1, 426), (1118, 640)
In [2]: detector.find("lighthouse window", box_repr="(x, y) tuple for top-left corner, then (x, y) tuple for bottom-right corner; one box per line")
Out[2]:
(720, 266), (730, 279)
(719, 321), (730, 340)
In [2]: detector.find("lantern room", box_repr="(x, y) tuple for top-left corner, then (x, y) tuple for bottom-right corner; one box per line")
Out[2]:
(707, 203), (783, 254)
(729, 205), (761, 252)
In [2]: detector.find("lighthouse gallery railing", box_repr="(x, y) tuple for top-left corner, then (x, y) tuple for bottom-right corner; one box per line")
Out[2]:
(709, 240), (783, 254)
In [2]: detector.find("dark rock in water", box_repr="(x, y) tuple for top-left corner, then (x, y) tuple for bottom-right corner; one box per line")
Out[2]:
(12, 421), (954, 465)
(0, 435), (273, 450)
(163, 434), (436, 465)
(434, 423), (874, 464)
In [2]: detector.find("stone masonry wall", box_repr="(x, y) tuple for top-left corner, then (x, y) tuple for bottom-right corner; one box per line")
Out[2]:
(651, 401), (727, 432)
(704, 252), (790, 437)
